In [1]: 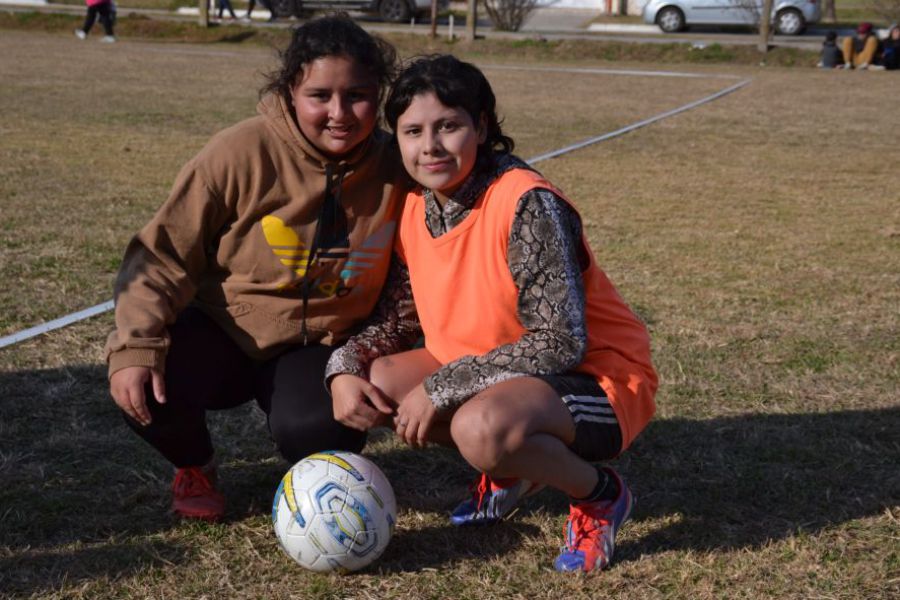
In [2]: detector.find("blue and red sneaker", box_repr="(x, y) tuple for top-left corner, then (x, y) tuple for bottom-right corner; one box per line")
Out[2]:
(554, 468), (633, 573)
(450, 473), (545, 526)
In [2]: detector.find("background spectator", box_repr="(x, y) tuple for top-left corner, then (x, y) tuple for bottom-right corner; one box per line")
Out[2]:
(74, 0), (116, 42)
(819, 30), (844, 68)
(842, 22), (879, 69)
(882, 24), (900, 70)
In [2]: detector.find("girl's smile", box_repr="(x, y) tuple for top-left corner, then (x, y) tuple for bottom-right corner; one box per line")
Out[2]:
(395, 92), (486, 205)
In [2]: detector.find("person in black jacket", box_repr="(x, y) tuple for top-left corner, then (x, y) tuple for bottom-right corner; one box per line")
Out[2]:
(819, 31), (844, 68)
(883, 24), (900, 70)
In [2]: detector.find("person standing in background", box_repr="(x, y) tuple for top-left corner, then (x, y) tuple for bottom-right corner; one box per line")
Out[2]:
(74, 0), (116, 43)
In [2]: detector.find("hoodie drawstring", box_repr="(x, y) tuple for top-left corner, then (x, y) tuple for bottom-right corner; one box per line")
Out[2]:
(300, 163), (347, 345)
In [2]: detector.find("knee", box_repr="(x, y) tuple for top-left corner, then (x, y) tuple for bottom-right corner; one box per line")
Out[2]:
(369, 356), (402, 401)
(450, 401), (521, 473)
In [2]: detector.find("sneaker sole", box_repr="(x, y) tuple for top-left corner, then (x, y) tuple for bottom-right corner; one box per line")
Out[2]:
(172, 506), (224, 522)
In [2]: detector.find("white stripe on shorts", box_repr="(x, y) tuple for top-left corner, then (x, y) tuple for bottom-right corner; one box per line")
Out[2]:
(563, 394), (610, 405)
(562, 394), (618, 424)
(571, 412), (620, 425)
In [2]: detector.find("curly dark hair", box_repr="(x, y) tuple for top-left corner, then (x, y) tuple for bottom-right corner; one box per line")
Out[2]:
(384, 54), (514, 162)
(260, 14), (397, 103)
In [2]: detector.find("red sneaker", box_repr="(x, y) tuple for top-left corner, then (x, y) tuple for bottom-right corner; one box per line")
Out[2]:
(554, 468), (633, 573)
(171, 467), (225, 521)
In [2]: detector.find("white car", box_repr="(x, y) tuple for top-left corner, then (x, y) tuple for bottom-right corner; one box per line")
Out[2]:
(641, 0), (821, 35)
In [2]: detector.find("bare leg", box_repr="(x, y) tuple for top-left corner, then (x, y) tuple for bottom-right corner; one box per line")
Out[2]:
(368, 348), (456, 446)
(450, 377), (598, 498)
(369, 348), (440, 401)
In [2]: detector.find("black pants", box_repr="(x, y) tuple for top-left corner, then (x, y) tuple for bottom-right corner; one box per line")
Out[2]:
(123, 307), (365, 467)
(82, 3), (114, 36)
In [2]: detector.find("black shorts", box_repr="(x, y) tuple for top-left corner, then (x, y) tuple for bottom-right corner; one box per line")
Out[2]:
(536, 372), (623, 463)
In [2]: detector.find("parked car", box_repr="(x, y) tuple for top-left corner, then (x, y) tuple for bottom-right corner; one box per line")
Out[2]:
(641, 0), (821, 35)
(268, 0), (444, 22)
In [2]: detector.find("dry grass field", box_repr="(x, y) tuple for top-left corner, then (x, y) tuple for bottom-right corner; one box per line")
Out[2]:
(1, 28), (898, 599)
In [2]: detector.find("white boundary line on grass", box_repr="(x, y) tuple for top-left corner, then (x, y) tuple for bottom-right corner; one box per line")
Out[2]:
(526, 78), (750, 164)
(0, 74), (751, 350)
(0, 300), (115, 349)
(485, 64), (745, 80)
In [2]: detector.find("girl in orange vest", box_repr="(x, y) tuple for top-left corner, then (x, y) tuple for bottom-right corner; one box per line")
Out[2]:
(326, 55), (657, 573)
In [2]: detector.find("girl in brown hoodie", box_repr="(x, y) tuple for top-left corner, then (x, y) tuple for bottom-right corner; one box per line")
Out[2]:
(105, 15), (408, 521)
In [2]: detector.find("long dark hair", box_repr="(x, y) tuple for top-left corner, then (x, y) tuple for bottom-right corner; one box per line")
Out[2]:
(260, 14), (397, 104)
(384, 55), (514, 163)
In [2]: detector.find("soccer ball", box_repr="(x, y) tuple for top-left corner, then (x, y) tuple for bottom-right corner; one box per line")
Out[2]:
(271, 451), (397, 573)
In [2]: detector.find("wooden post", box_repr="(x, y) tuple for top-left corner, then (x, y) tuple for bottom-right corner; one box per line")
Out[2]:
(758, 0), (773, 54)
(430, 0), (438, 38)
(466, 0), (477, 41)
(198, 0), (209, 27)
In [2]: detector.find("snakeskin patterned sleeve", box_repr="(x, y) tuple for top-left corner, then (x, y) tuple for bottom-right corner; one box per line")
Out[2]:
(325, 254), (421, 382)
(423, 189), (588, 410)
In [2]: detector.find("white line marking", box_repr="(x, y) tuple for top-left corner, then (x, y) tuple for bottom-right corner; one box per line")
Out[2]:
(0, 301), (114, 349)
(484, 64), (745, 80)
(527, 79), (750, 164)
(0, 73), (750, 349)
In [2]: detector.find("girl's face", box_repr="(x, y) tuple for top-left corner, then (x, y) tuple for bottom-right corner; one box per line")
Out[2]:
(892, 27), (900, 40)
(291, 55), (379, 159)
(395, 92), (486, 205)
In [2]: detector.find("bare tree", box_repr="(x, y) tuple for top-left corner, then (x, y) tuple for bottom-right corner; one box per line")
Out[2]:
(728, 0), (763, 32)
(466, 0), (478, 40)
(868, 0), (900, 22)
(198, 0), (209, 27)
(482, 0), (543, 32)
(759, 0), (773, 52)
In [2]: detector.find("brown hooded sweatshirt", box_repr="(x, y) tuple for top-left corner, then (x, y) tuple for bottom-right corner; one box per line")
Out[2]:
(104, 93), (407, 377)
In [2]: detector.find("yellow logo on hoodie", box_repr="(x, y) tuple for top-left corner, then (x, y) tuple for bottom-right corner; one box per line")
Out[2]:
(261, 214), (396, 298)
(262, 215), (313, 277)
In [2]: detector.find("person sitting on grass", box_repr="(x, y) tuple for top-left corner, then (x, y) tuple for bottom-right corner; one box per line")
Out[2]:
(106, 15), (407, 522)
(882, 24), (900, 70)
(818, 31), (844, 69)
(326, 55), (657, 573)
(842, 22), (880, 70)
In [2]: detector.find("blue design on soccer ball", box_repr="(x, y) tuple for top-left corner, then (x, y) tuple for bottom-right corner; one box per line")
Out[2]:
(307, 451), (366, 482)
(272, 479), (284, 525)
(314, 481), (378, 556)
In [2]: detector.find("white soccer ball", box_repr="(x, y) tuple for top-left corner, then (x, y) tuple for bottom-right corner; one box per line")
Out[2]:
(272, 451), (397, 573)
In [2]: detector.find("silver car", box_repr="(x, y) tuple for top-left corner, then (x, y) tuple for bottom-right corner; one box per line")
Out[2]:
(641, 0), (821, 35)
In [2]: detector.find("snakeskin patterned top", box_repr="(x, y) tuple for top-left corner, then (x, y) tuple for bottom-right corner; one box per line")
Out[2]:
(325, 154), (589, 410)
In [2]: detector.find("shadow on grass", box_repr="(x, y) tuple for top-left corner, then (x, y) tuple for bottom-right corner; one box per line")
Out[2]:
(374, 522), (541, 573)
(0, 539), (187, 596)
(615, 407), (900, 561)
(1, 363), (898, 591)
(0, 363), (280, 596)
